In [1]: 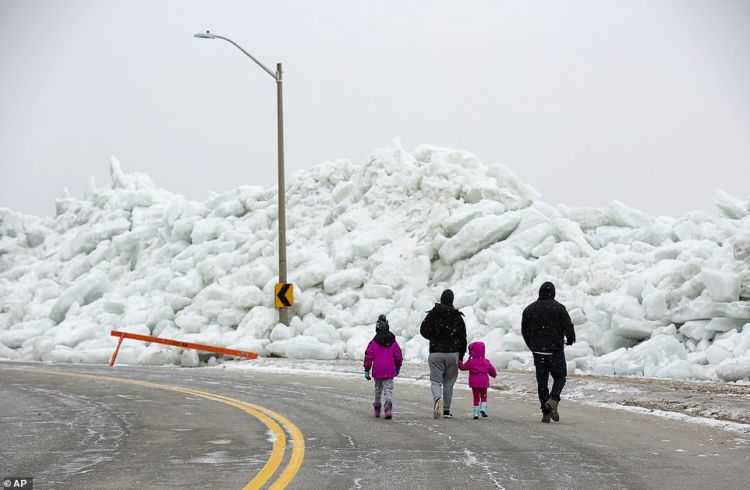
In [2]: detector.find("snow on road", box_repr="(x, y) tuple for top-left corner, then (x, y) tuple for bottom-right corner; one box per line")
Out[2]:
(215, 357), (750, 433)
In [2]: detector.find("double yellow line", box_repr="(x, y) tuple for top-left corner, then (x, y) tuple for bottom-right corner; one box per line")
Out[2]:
(2, 368), (305, 489)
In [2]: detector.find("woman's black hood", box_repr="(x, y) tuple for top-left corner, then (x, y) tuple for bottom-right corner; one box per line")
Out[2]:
(440, 289), (454, 305)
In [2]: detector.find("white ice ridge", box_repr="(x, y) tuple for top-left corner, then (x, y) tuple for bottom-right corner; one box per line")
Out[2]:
(1, 142), (749, 381)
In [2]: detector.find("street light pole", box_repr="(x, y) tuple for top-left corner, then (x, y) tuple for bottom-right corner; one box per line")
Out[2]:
(194, 31), (290, 326)
(276, 62), (289, 326)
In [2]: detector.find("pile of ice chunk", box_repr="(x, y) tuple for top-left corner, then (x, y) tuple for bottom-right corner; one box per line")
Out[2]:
(1, 143), (749, 381)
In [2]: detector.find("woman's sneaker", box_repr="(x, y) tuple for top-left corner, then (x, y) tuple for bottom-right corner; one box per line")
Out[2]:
(433, 398), (443, 419)
(443, 410), (453, 418)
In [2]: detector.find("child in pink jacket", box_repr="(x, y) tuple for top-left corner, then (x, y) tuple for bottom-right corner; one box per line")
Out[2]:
(364, 314), (403, 420)
(458, 341), (497, 419)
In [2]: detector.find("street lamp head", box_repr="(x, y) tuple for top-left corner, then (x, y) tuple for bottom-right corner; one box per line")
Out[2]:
(194, 31), (216, 39)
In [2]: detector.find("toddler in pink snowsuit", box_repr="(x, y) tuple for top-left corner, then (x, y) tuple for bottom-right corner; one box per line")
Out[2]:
(364, 314), (403, 420)
(458, 341), (497, 419)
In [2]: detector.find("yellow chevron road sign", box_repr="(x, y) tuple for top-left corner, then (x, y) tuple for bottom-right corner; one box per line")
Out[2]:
(275, 283), (293, 308)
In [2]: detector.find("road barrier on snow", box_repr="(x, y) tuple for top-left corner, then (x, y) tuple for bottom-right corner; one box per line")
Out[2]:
(109, 330), (258, 367)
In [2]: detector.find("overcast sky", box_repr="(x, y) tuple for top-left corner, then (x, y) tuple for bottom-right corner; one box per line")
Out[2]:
(1, 0), (749, 218)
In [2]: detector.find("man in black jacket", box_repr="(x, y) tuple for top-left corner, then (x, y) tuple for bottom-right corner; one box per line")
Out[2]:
(420, 289), (467, 419)
(521, 281), (576, 423)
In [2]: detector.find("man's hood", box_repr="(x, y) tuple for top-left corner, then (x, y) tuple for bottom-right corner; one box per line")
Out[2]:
(538, 282), (556, 300)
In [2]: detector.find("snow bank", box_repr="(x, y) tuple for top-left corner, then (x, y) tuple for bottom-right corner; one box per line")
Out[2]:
(1, 141), (749, 380)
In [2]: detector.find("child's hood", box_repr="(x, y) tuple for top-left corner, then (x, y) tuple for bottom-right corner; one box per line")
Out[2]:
(468, 341), (486, 358)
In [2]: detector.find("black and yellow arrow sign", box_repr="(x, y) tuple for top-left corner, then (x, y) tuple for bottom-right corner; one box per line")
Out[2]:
(275, 283), (293, 308)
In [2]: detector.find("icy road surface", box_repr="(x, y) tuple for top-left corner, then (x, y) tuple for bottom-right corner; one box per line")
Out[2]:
(1, 360), (748, 489)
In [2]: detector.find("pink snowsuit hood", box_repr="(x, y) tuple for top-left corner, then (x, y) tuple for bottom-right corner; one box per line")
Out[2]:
(468, 341), (486, 358)
(458, 341), (496, 388)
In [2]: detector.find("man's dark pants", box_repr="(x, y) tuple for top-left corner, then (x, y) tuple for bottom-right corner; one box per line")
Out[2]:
(533, 352), (567, 413)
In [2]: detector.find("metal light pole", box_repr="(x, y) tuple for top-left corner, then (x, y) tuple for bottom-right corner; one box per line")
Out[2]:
(194, 31), (290, 326)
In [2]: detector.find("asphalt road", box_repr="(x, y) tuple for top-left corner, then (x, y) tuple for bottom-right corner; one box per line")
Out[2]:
(1, 361), (748, 489)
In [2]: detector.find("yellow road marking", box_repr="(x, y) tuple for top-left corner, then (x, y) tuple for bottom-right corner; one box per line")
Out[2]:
(207, 392), (306, 489)
(263, 408), (306, 489)
(0, 367), (305, 489)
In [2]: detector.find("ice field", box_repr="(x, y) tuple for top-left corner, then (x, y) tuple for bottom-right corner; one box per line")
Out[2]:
(1, 142), (749, 381)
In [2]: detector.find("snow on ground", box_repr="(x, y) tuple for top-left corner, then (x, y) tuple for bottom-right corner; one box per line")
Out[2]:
(1, 141), (749, 382)
(216, 357), (750, 432)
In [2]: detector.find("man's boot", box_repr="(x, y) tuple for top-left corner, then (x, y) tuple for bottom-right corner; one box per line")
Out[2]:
(542, 412), (551, 423)
(545, 399), (559, 422)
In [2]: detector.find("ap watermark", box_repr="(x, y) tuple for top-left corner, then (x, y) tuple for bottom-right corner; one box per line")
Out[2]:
(2, 478), (33, 489)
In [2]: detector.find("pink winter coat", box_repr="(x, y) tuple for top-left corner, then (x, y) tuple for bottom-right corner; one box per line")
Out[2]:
(364, 339), (403, 379)
(457, 341), (497, 389)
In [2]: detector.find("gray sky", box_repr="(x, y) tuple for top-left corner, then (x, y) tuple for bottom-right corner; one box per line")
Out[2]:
(1, 0), (749, 218)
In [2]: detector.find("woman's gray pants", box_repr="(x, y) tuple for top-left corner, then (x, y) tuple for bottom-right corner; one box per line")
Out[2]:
(428, 352), (459, 410)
